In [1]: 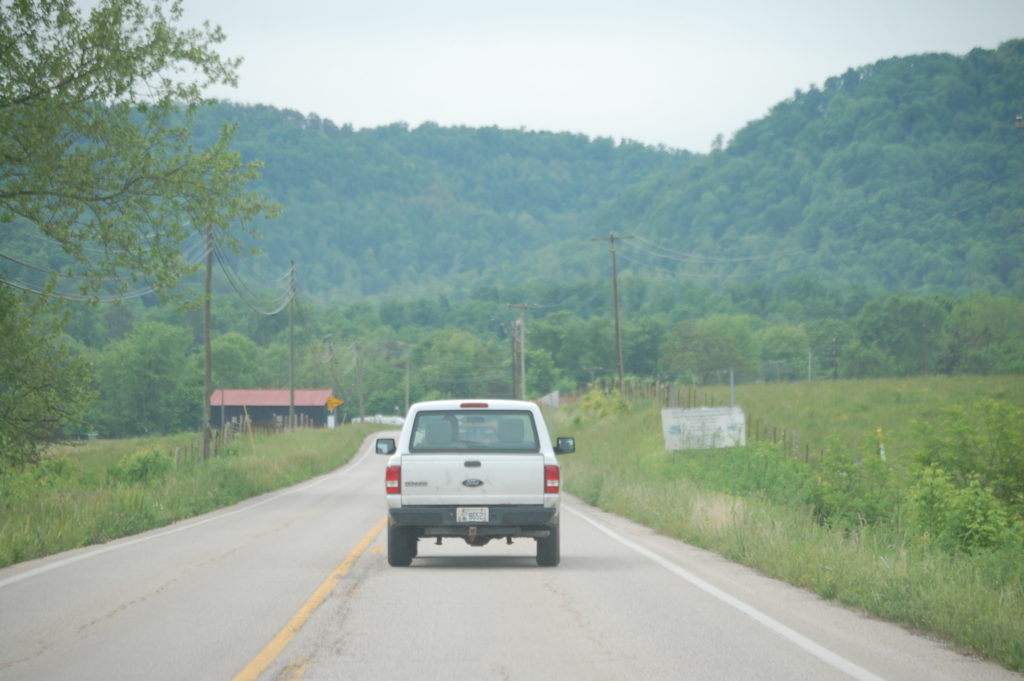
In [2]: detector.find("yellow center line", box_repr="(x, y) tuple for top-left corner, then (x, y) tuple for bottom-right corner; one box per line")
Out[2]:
(232, 517), (387, 681)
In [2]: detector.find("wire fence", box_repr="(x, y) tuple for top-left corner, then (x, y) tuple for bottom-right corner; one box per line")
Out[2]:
(587, 375), (822, 462)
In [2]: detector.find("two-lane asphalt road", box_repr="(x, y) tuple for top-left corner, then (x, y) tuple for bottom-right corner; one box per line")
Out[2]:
(1, 433), (1019, 681)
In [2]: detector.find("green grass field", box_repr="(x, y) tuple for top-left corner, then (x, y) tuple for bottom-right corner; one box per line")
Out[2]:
(700, 374), (1024, 461)
(0, 424), (380, 568)
(555, 375), (1024, 671)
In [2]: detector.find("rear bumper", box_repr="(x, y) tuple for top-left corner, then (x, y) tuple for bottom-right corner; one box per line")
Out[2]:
(389, 505), (557, 538)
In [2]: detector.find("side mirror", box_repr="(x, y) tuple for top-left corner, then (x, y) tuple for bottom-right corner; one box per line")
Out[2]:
(554, 436), (575, 454)
(376, 438), (396, 455)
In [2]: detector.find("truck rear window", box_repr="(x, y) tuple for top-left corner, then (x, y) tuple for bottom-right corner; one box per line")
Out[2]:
(409, 410), (540, 453)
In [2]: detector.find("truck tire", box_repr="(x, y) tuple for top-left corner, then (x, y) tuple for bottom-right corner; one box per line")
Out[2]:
(387, 523), (415, 567)
(536, 522), (560, 567)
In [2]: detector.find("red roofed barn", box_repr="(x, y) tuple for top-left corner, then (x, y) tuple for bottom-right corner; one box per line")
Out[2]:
(209, 389), (336, 429)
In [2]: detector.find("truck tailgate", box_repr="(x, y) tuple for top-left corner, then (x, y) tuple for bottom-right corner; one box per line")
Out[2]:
(400, 454), (545, 506)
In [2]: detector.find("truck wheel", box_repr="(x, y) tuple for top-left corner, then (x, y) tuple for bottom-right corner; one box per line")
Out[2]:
(536, 522), (560, 567)
(388, 523), (415, 567)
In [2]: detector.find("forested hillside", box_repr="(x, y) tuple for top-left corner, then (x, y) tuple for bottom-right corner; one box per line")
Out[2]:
(185, 39), (1024, 300)
(6, 41), (1022, 301)
(192, 105), (694, 298)
(596, 40), (1024, 295)
(3, 37), (1023, 442)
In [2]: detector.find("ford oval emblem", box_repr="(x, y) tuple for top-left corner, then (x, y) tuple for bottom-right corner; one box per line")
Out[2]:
(462, 478), (484, 487)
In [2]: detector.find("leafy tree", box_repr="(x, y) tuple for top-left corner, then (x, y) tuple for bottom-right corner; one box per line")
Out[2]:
(939, 295), (1024, 374)
(0, 0), (275, 298)
(529, 312), (614, 387)
(658, 319), (699, 384)
(91, 321), (198, 437)
(660, 314), (760, 384)
(261, 341), (292, 393)
(211, 332), (264, 388)
(839, 340), (896, 379)
(0, 288), (93, 467)
(525, 347), (567, 398)
(410, 329), (509, 401)
(852, 295), (950, 375)
(756, 324), (809, 381)
(622, 316), (668, 377)
(0, 0), (276, 460)
(803, 318), (850, 380)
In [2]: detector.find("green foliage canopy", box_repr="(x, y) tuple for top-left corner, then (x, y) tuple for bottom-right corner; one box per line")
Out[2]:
(0, 0), (277, 463)
(91, 321), (198, 436)
(596, 41), (1024, 297)
(0, 0), (276, 299)
(0, 288), (93, 469)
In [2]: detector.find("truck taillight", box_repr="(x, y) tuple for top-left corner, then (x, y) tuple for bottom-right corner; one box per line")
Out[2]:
(544, 465), (560, 494)
(386, 465), (401, 494)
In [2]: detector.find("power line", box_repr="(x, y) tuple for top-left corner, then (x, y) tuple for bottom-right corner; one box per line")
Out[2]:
(427, 370), (509, 385)
(615, 248), (814, 281)
(0, 232), (211, 302)
(212, 240), (292, 316)
(1, 225), (297, 316)
(0, 252), (117, 280)
(0, 275), (160, 302)
(625, 234), (809, 263)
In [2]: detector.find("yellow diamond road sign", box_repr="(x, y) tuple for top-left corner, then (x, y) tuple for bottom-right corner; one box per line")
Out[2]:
(326, 397), (345, 411)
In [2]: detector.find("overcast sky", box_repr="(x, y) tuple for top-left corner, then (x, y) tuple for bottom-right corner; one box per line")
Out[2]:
(180, 0), (1022, 152)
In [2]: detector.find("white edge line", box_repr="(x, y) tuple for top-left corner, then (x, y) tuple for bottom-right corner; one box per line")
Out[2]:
(0, 442), (375, 590)
(564, 504), (889, 681)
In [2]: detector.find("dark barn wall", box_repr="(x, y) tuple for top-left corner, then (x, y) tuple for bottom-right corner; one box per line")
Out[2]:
(211, 405), (328, 428)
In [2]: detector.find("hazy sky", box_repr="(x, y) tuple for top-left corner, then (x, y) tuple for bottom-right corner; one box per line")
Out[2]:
(180, 0), (1022, 152)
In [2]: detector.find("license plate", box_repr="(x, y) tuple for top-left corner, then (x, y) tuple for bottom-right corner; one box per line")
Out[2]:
(456, 507), (489, 523)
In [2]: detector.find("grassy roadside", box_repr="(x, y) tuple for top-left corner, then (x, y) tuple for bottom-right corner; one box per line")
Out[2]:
(0, 424), (383, 568)
(555, 377), (1024, 672)
(700, 374), (1024, 462)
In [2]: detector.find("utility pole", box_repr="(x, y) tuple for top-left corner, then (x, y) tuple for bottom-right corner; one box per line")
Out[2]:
(326, 334), (341, 396)
(355, 342), (365, 421)
(390, 343), (411, 414)
(591, 232), (633, 394)
(288, 261), (295, 430)
(202, 223), (213, 459)
(832, 337), (839, 380)
(508, 303), (536, 400)
(509, 325), (520, 399)
(403, 359), (410, 414)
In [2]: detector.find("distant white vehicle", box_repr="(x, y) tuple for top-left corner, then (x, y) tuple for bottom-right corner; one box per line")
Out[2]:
(351, 414), (405, 426)
(375, 399), (575, 567)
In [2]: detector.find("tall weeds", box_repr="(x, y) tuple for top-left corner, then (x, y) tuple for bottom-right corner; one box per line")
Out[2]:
(0, 425), (379, 567)
(556, 382), (1024, 671)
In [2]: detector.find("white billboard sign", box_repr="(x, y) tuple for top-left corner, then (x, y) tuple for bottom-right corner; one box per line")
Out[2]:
(661, 406), (746, 450)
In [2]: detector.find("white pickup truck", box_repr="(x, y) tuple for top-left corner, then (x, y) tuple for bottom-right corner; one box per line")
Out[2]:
(375, 399), (575, 567)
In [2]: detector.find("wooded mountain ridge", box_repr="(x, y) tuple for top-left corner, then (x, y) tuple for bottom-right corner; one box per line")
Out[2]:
(5, 42), (1024, 442)
(200, 39), (1023, 303)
